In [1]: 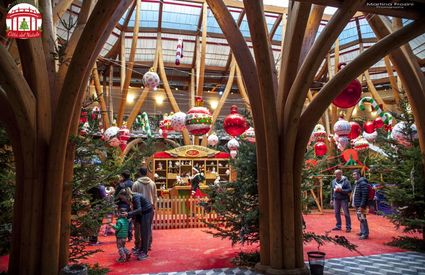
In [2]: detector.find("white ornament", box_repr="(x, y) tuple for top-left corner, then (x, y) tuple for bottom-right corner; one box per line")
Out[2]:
(103, 126), (120, 141)
(171, 112), (187, 131)
(227, 138), (240, 151)
(230, 150), (237, 159)
(391, 122), (418, 146)
(207, 134), (219, 146)
(337, 136), (350, 150)
(334, 119), (351, 137)
(363, 131), (378, 143)
(142, 71), (160, 90)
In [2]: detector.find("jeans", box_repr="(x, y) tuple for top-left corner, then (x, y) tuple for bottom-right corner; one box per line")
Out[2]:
(116, 238), (130, 259)
(135, 211), (154, 254)
(356, 208), (369, 237)
(334, 199), (351, 230)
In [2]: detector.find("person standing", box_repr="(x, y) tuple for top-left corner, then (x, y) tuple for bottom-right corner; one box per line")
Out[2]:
(132, 167), (157, 251)
(110, 208), (131, 262)
(331, 169), (352, 232)
(122, 188), (154, 260)
(115, 170), (134, 241)
(352, 170), (370, 240)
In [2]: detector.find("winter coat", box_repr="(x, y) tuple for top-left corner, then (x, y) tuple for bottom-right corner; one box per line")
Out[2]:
(353, 177), (369, 208)
(112, 217), (129, 239)
(132, 176), (157, 206)
(128, 193), (153, 222)
(331, 176), (352, 201)
(114, 179), (133, 210)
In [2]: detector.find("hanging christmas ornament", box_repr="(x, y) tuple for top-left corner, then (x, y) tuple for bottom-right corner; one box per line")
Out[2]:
(159, 113), (173, 131)
(135, 112), (153, 137)
(185, 96), (213, 136)
(373, 117), (384, 129)
(117, 126), (131, 151)
(207, 133), (219, 146)
(314, 142), (327, 157)
(91, 106), (101, 120)
(80, 109), (88, 124)
(391, 122), (418, 147)
(103, 126), (120, 141)
(332, 63), (362, 108)
(230, 150), (238, 159)
(142, 68), (160, 90)
(171, 111), (187, 131)
(333, 118), (351, 137)
(175, 38), (184, 65)
(312, 124), (327, 142)
(223, 105), (249, 137)
(227, 138), (239, 150)
(363, 131), (378, 143)
(80, 122), (90, 136)
(363, 121), (375, 134)
(348, 122), (361, 139)
(354, 137), (369, 151)
(337, 136), (350, 151)
(358, 97), (393, 130)
(241, 127), (256, 143)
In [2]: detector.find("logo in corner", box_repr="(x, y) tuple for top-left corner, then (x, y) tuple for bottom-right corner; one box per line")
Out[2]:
(6, 3), (42, 39)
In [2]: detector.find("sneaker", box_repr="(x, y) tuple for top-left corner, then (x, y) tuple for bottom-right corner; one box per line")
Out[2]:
(116, 257), (126, 263)
(346, 229), (351, 233)
(356, 233), (362, 236)
(359, 235), (369, 240)
(132, 247), (140, 253)
(137, 252), (148, 260)
(332, 227), (341, 231)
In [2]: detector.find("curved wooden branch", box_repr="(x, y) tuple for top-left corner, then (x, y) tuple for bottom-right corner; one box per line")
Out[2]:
(43, 1), (133, 273)
(164, 138), (180, 148)
(40, 0), (57, 92)
(53, 0), (74, 25)
(0, 44), (36, 131)
(298, 17), (425, 168)
(197, 1), (208, 96)
(206, 0), (272, 268)
(93, 63), (111, 129)
(119, 138), (145, 158)
(117, 0), (141, 126)
(235, 65), (251, 113)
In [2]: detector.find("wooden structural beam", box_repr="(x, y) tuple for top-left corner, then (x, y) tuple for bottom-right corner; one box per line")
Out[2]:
(92, 63), (110, 129)
(196, 1), (208, 97)
(364, 69), (388, 110)
(117, 0), (141, 126)
(384, 56), (401, 104)
(236, 65), (251, 112)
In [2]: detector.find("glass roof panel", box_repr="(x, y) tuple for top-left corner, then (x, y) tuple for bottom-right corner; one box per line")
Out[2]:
(338, 20), (358, 45)
(207, 9), (240, 34)
(140, 1), (159, 28)
(358, 18), (376, 40)
(161, 2), (201, 32)
(239, 15), (251, 38)
(265, 13), (278, 34)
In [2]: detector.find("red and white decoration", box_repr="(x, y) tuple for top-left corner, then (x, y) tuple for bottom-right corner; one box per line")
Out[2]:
(223, 105), (249, 137)
(227, 138), (240, 159)
(175, 38), (184, 65)
(348, 122), (361, 140)
(118, 126), (131, 151)
(185, 96), (213, 136)
(170, 112), (187, 132)
(207, 133), (219, 146)
(312, 124), (327, 142)
(363, 121), (376, 134)
(142, 69), (160, 90)
(363, 131), (378, 143)
(333, 118), (351, 151)
(159, 114), (173, 138)
(391, 122), (418, 147)
(103, 126), (120, 147)
(241, 127), (256, 143)
(353, 137), (369, 151)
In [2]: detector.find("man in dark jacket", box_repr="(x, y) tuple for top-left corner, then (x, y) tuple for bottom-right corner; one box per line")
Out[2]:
(352, 170), (369, 239)
(331, 169), (352, 232)
(123, 189), (154, 260)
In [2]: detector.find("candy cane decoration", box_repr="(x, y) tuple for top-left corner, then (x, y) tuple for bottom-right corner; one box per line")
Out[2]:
(358, 97), (393, 125)
(136, 112), (153, 137)
(175, 38), (183, 65)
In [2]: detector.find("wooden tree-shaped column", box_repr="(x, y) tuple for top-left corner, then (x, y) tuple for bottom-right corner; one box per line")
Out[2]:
(206, 0), (425, 273)
(0, 1), (133, 274)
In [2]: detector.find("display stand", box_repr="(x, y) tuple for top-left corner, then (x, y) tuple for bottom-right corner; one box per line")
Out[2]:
(147, 145), (231, 197)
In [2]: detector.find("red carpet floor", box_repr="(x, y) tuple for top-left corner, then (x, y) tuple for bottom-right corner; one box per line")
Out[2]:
(0, 211), (420, 274)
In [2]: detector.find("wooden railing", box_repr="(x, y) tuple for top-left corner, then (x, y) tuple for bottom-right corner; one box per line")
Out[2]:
(153, 197), (218, 229)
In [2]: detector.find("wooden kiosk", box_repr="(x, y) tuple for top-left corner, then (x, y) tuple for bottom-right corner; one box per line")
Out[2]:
(147, 145), (232, 198)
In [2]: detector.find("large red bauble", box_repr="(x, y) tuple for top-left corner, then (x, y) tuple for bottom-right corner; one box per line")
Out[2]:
(332, 78), (362, 108)
(363, 121), (376, 134)
(223, 105), (249, 137)
(314, 142), (327, 157)
(374, 117), (384, 129)
(348, 122), (361, 139)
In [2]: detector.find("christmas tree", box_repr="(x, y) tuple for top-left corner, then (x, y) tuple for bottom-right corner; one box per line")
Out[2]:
(19, 18), (29, 30)
(373, 101), (425, 251)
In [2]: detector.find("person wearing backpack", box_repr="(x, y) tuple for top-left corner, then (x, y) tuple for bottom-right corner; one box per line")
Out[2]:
(330, 169), (352, 232)
(352, 170), (370, 240)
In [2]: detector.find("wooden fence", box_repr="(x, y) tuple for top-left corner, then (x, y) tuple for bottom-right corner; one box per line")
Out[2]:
(153, 197), (219, 229)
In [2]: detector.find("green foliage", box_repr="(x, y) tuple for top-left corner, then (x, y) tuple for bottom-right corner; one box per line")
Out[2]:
(204, 141), (259, 246)
(387, 236), (425, 253)
(371, 101), (425, 240)
(0, 127), (15, 256)
(87, 263), (110, 275)
(303, 231), (359, 253)
(231, 251), (260, 267)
